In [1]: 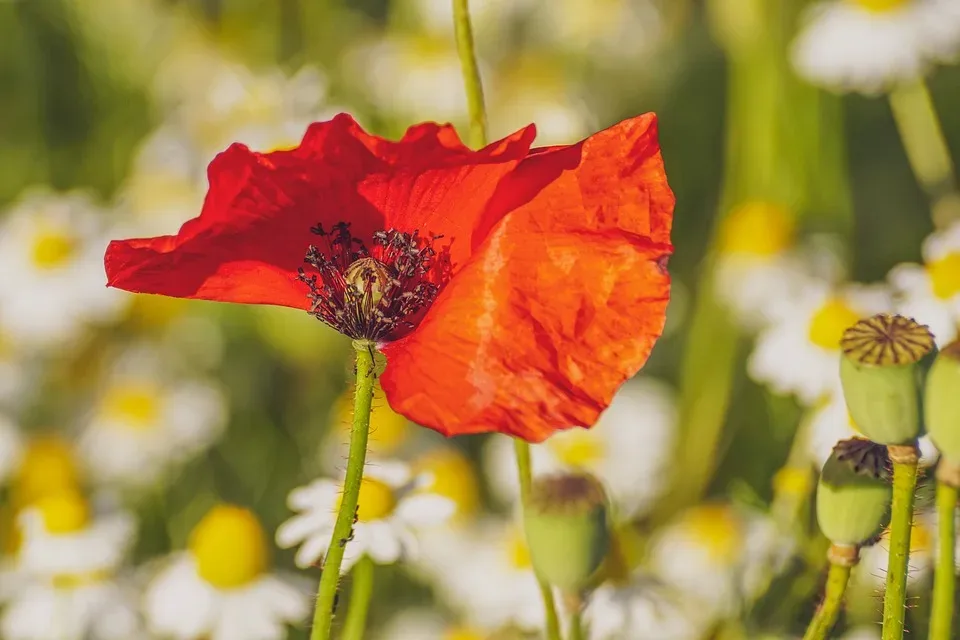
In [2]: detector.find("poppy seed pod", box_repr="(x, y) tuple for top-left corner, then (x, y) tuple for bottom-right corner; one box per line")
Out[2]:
(839, 314), (934, 445)
(925, 340), (960, 465)
(816, 448), (892, 546)
(523, 472), (610, 593)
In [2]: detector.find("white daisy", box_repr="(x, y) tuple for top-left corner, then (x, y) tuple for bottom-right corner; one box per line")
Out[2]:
(78, 344), (227, 488)
(420, 516), (550, 632)
(144, 504), (309, 640)
(1, 490), (143, 640)
(276, 460), (454, 573)
(1, 579), (144, 640)
(889, 220), (960, 345)
(483, 377), (677, 519)
(586, 573), (708, 640)
(0, 415), (23, 485)
(748, 281), (892, 405)
(712, 202), (814, 331)
(0, 189), (128, 349)
(807, 391), (939, 469)
(791, 0), (960, 94)
(649, 503), (793, 619)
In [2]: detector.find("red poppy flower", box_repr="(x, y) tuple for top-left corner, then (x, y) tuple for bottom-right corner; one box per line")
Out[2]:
(105, 113), (673, 442)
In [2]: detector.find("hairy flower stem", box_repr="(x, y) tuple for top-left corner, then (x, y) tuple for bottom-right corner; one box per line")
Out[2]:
(881, 444), (920, 640)
(514, 439), (563, 640)
(930, 463), (960, 640)
(802, 545), (857, 640)
(452, 0), (487, 149)
(889, 80), (960, 230)
(310, 342), (376, 640)
(340, 555), (375, 640)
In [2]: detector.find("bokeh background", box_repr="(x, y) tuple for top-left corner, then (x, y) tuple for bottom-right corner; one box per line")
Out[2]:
(2, 0), (960, 639)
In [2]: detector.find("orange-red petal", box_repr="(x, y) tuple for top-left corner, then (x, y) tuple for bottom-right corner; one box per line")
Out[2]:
(105, 114), (537, 308)
(380, 114), (674, 442)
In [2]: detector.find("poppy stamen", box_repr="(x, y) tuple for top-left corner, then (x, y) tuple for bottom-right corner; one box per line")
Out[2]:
(298, 223), (441, 341)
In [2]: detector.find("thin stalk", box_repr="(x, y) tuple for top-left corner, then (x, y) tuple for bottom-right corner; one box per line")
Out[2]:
(930, 478), (958, 640)
(310, 343), (377, 640)
(889, 80), (960, 230)
(801, 549), (855, 640)
(881, 449), (920, 640)
(568, 609), (585, 640)
(451, 0), (487, 149)
(340, 555), (375, 640)
(514, 439), (563, 640)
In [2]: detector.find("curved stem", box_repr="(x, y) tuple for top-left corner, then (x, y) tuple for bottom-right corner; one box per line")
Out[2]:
(930, 481), (958, 640)
(310, 343), (377, 640)
(514, 439), (563, 640)
(802, 558), (852, 640)
(452, 0), (487, 149)
(881, 456), (920, 640)
(889, 80), (960, 230)
(340, 555), (375, 640)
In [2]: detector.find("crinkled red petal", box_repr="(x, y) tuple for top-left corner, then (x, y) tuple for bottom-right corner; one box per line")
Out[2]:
(105, 114), (537, 308)
(380, 114), (674, 442)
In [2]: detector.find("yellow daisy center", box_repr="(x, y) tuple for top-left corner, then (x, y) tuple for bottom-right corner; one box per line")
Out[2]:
(444, 628), (486, 640)
(927, 252), (960, 301)
(129, 295), (189, 330)
(13, 436), (81, 507)
(549, 430), (606, 469)
(682, 504), (743, 564)
(413, 448), (480, 519)
(334, 385), (409, 455)
(718, 202), (795, 257)
(30, 230), (76, 270)
(338, 478), (397, 522)
(808, 298), (861, 350)
(101, 383), (162, 428)
(850, 0), (910, 12)
(506, 529), (532, 569)
(35, 490), (90, 534)
(189, 505), (268, 589)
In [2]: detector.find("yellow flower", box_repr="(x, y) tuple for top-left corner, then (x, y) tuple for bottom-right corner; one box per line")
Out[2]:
(189, 505), (269, 589)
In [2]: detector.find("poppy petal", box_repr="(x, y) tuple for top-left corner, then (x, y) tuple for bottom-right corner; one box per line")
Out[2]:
(380, 114), (674, 442)
(105, 114), (537, 309)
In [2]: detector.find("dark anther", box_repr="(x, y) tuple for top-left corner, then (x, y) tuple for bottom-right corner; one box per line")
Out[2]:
(298, 223), (443, 341)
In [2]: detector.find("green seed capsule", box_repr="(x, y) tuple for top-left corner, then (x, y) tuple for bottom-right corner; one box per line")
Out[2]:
(925, 340), (960, 464)
(816, 447), (892, 546)
(839, 314), (934, 445)
(523, 472), (610, 593)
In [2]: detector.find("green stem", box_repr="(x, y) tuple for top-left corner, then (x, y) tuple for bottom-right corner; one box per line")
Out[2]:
(452, 0), (487, 149)
(802, 559), (852, 640)
(310, 343), (377, 640)
(889, 80), (960, 230)
(514, 439), (562, 640)
(930, 480), (958, 640)
(882, 455), (920, 640)
(568, 609), (585, 640)
(340, 555), (375, 640)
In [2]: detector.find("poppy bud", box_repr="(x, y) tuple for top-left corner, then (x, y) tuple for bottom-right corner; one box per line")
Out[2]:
(925, 340), (960, 467)
(816, 447), (892, 546)
(523, 472), (610, 593)
(839, 314), (933, 445)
